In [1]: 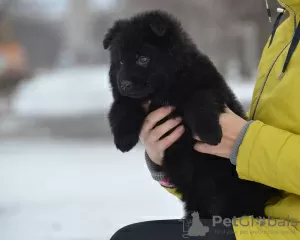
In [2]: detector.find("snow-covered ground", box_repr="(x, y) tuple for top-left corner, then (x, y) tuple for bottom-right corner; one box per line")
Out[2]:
(0, 140), (183, 240)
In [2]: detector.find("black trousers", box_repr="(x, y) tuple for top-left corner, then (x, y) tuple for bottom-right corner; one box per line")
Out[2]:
(110, 219), (236, 240)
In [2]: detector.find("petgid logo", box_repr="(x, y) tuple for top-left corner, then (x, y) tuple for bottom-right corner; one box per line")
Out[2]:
(180, 212), (298, 238)
(181, 212), (210, 238)
(229, 216), (298, 228)
(230, 216), (299, 236)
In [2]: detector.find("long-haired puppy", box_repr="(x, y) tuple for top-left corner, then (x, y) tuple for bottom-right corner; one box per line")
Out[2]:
(103, 10), (280, 219)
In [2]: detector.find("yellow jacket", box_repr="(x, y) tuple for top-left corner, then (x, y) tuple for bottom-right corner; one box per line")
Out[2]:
(163, 0), (300, 239)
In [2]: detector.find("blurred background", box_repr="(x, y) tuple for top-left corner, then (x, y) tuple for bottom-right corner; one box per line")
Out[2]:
(0, 0), (282, 239)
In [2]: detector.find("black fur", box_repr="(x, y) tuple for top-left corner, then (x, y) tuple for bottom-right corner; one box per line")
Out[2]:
(103, 10), (280, 219)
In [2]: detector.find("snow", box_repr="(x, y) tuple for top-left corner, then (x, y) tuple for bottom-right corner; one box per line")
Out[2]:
(12, 66), (113, 117)
(12, 66), (255, 118)
(230, 81), (255, 103)
(0, 140), (183, 240)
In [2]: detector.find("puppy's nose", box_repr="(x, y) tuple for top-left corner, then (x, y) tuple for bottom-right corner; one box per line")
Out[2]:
(121, 80), (132, 90)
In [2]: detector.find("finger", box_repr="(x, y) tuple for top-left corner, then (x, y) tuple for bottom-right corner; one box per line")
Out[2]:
(148, 117), (182, 142)
(140, 106), (174, 140)
(157, 125), (185, 150)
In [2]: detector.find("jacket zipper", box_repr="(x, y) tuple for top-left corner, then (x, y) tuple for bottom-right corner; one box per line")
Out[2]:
(250, 1), (297, 120)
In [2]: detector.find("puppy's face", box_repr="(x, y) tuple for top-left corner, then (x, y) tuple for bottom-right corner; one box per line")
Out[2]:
(115, 42), (161, 99)
(103, 14), (176, 100)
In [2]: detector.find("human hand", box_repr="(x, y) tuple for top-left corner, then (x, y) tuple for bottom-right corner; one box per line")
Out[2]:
(139, 105), (185, 166)
(194, 108), (247, 159)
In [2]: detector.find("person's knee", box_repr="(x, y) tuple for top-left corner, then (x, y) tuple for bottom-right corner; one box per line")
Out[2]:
(110, 225), (128, 240)
(110, 220), (175, 240)
(110, 222), (142, 240)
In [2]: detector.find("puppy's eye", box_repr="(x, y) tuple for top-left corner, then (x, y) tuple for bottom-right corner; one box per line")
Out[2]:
(137, 56), (150, 67)
(120, 61), (124, 65)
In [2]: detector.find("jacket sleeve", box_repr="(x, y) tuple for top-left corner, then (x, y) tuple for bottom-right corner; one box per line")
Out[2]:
(235, 120), (300, 195)
(145, 151), (165, 182)
(145, 152), (183, 200)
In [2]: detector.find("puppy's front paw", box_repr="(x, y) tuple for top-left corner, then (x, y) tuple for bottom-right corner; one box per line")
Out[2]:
(115, 133), (139, 152)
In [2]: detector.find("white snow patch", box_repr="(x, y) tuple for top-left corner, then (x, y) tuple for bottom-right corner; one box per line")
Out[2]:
(229, 81), (255, 103)
(0, 140), (183, 240)
(12, 66), (113, 117)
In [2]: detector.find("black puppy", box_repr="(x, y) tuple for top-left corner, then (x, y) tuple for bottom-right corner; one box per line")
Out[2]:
(103, 10), (279, 219)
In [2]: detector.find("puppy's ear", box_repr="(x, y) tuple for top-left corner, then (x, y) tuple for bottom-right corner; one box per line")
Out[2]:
(149, 16), (167, 37)
(103, 20), (127, 50)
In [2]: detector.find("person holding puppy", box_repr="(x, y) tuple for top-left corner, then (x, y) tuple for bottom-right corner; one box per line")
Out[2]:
(110, 0), (300, 239)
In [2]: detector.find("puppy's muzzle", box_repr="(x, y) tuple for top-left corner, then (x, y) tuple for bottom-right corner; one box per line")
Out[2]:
(119, 80), (133, 92)
(118, 78), (152, 99)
